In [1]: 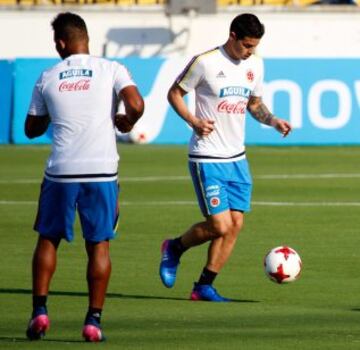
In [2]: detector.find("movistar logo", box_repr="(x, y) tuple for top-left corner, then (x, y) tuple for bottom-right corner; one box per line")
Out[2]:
(219, 86), (251, 98)
(59, 69), (92, 80)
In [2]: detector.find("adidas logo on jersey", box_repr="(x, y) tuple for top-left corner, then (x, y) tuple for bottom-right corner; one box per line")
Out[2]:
(216, 71), (226, 78)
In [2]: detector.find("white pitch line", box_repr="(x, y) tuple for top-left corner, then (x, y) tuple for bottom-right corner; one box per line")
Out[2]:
(0, 176), (190, 184)
(255, 173), (360, 180)
(121, 176), (189, 182)
(0, 200), (37, 205)
(252, 201), (360, 207)
(1, 200), (360, 207)
(1, 173), (360, 184)
(0, 179), (41, 184)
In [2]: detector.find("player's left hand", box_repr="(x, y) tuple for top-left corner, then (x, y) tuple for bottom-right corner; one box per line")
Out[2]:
(273, 118), (292, 138)
(115, 113), (133, 133)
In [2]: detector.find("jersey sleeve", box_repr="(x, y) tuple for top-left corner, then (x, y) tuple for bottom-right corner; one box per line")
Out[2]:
(251, 58), (264, 97)
(28, 74), (49, 116)
(175, 56), (204, 92)
(113, 62), (136, 95)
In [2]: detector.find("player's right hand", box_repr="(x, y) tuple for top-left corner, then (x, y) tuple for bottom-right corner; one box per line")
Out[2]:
(192, 119), (215, 136)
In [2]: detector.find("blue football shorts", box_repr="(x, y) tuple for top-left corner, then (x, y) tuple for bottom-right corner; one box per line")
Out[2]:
(189, 159), (253, 217)
(34, 178), (119, 243)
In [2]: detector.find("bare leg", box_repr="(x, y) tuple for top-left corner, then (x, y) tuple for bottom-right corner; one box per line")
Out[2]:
(27, 236), (58, 339)
(32, 236), (60, 296)
(160, 211), (243, 293)
(185, 210), (244, 301)
(180, 210), (244, 273)
(180, 221), (215, 248)
(85, 241), (111, 309)
(206, 211), (244, 272)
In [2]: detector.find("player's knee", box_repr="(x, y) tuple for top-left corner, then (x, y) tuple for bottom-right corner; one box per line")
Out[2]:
(210, 219), (243, 239)
(232, 217), (244, 235)
(209, 220), (233, 238)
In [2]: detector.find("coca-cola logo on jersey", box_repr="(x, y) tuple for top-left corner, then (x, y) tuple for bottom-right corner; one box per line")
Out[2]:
(217, 100), (247, 114)
(59, 79), (91, 92)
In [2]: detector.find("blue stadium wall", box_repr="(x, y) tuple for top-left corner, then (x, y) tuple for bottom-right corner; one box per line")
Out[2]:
(1, 58), (360, 145)
(0, 60), (13, 144)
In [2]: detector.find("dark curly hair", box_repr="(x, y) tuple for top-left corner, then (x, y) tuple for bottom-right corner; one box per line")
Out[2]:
(51, 12), (88, 42)
(230, 13), (265, 40)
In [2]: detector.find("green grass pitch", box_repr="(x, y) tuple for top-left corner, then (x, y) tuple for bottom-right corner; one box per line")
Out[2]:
(0, 145), (360, 349)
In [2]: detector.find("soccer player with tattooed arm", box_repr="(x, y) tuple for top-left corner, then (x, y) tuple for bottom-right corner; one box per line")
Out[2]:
(159, 13), (291, 301)
(25, 12), (144, 342)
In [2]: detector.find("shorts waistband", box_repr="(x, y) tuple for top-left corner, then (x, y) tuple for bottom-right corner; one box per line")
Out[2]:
(188, 151), (246, 163)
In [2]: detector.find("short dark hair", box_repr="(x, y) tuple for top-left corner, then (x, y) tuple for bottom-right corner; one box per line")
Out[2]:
(51, 12), (88, 42)
(230, 13), (265, 40)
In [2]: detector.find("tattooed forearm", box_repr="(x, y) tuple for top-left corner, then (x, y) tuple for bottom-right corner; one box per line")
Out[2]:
(247, 97), (275, 126)
(247, 96), (292, 137)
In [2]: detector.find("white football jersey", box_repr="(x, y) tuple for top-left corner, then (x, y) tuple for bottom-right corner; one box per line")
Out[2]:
(176, 46), (264, 162)
(28, 54), (135, 182)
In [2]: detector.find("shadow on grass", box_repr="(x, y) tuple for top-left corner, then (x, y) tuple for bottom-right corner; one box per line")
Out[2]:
(0, 288), (259, 303)
(0, 336), (83, 343)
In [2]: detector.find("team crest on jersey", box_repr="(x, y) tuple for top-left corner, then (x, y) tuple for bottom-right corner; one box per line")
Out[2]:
(246, 69), (254, 82)
(59, 69), (93, 80)
(209, 197), (220, 208)
(219, 86), (251, 98)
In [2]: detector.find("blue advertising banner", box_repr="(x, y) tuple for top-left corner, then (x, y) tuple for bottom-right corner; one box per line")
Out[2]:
(10, 57), (360, 145)
(248, 59), (360, 145)
(0, 60), (13, 144)
(12, 58), (59, 144)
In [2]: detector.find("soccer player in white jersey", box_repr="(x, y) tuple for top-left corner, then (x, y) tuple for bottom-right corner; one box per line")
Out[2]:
(159, 13), (291, 301)
(25, 13), (144, 341)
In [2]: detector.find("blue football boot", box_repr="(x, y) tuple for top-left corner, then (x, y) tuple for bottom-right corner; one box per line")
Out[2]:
(190, 282), (231, 302)
(159, 239), (180, 288)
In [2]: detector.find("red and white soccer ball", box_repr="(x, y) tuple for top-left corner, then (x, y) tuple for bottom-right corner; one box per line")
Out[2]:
(129, 130), (148, 144)
(264, 246), (302, 284)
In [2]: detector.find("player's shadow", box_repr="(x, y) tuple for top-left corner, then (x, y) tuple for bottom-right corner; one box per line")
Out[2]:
(0, 288), (259, 303)
(0, 336), (83, 343)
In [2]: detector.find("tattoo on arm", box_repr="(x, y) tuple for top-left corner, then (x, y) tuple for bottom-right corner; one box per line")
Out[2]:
(248, 97), (275, 126)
